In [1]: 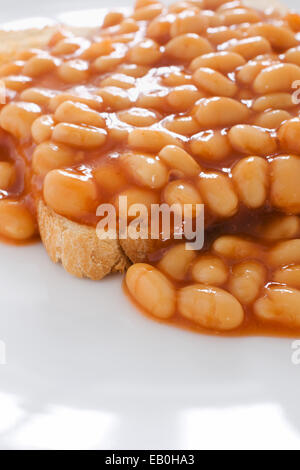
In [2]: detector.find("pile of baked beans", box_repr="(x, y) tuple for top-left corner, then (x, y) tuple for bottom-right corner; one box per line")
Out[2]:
(0, 0), (300, 335)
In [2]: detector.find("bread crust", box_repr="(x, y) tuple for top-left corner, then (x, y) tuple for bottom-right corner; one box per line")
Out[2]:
(37, 200), (129, 280)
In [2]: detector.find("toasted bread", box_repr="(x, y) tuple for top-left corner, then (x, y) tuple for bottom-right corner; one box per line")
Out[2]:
(37, 199), (129, 280)
(1, 0), (288, 280)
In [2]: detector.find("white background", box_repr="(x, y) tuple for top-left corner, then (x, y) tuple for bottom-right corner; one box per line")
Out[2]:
(0, 0), (300, 451)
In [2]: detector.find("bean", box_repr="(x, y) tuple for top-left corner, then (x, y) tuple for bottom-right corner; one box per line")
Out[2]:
(43, 169), (98, 219)
(192, 255), (228, 285)
(232, 156), (269, 209)
(178, 284), (244, 330)
(254, 285), (300, 327)
(0, 200), (36, 240)
(158, 244), (197, 281)
(229, 261), (266, 305)
(126, 263), (176, 319)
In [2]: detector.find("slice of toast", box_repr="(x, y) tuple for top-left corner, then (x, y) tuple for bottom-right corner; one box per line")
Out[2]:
(38, 0), (288, 279)
(1, 0), (289, 280)
(37, 199), (129, 280)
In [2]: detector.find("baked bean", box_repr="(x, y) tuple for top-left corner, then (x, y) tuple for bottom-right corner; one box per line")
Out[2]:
(51, 37), (83, 55)
(118, 108), (159, 127)
(133, 3), (163, 20)
(0, 60), (24, 77)
(192, 255), (228, 285)
(178, 284), (244, 330)
(163, 71), (193, 87)
(43, 169), (98, 218)
(248, 24), (297, 50)
(170, 10), (209, 37)
(194, 97), (250, 128)
(270, 155), (300, 214)
(165, 34), (213, 60)
(100, 73), (135, 89)
(147, 15), (173, 39)
(0, 162), (15, 190)
(20, 87), (58, 107)
(164, 179), (203, 217)
(32, 141), (80, 176)
(193, 67), (237, 97)
(54, 101), (105, 128)
(115, 187), (159, 216)
(80, 39), (113, 61)
(198, 171), (238, 217)
(167, 85), (203, 111)
(164, 116), (200, 136)
(254, 110), (292, 129)
(253, 63), (300, 94)
(31, 114), (55, 144)
(232, 156), (268, 209)
(159, 145), (200, 177)
(48, 30), (69, 47)
(58, 59), (89, 83)
(190, 130), (232, 161)
(128, 39), (162, 65)
(268, 239), (300, 267)
(285, 12), (300, 33)
(3, 75), (32, 92)
(0, 101), (41, 141)
(23, 55), (58, 77)
(190, 51), (245, 73)
(94, 164), (127, 194)
(278, 118), (300, 154)
(158, 244), (197, 281)
(93, 50), (126, 73)
(103, 10), (124, 27)
(137, 90), (169, 111)
(120, 152), (168, 189)
(197, 10), (222, 27)
(213, 235), (260, 260)
(129, 128), (183, 152)
(135, 0), (160, 8)
(203, 0), (229, 8)
(108, 126), (129, 143)
(228, 125), (277, 156)
(117, 63), (149, 77)
(0, 200), (36, 240)
(274, 266), (300, 289)
(126, 263), (176, 319)
(236, 60), (267, 86)
(284, 46), (300, 66)
(217, 1), (243, 12)
(52, 123), (107, 149)
(220, 7), (261, 26)
(97, 87), (132, 111)
(254, 285), (300, 327)
(118, 18), (139, 34)
(206, 26), (243, 46)
(220, 36), (271, 60)
(255, 90), (292, 109)
(258, 215), (300, 241)
(229, 261), (266, 305)
(49, 92), (103, 112)
(15, 48), (40, 61)
(168, 1), (198, 13)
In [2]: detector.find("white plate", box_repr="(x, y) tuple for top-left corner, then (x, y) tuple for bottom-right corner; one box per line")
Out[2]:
(1, 0), (300, 451)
